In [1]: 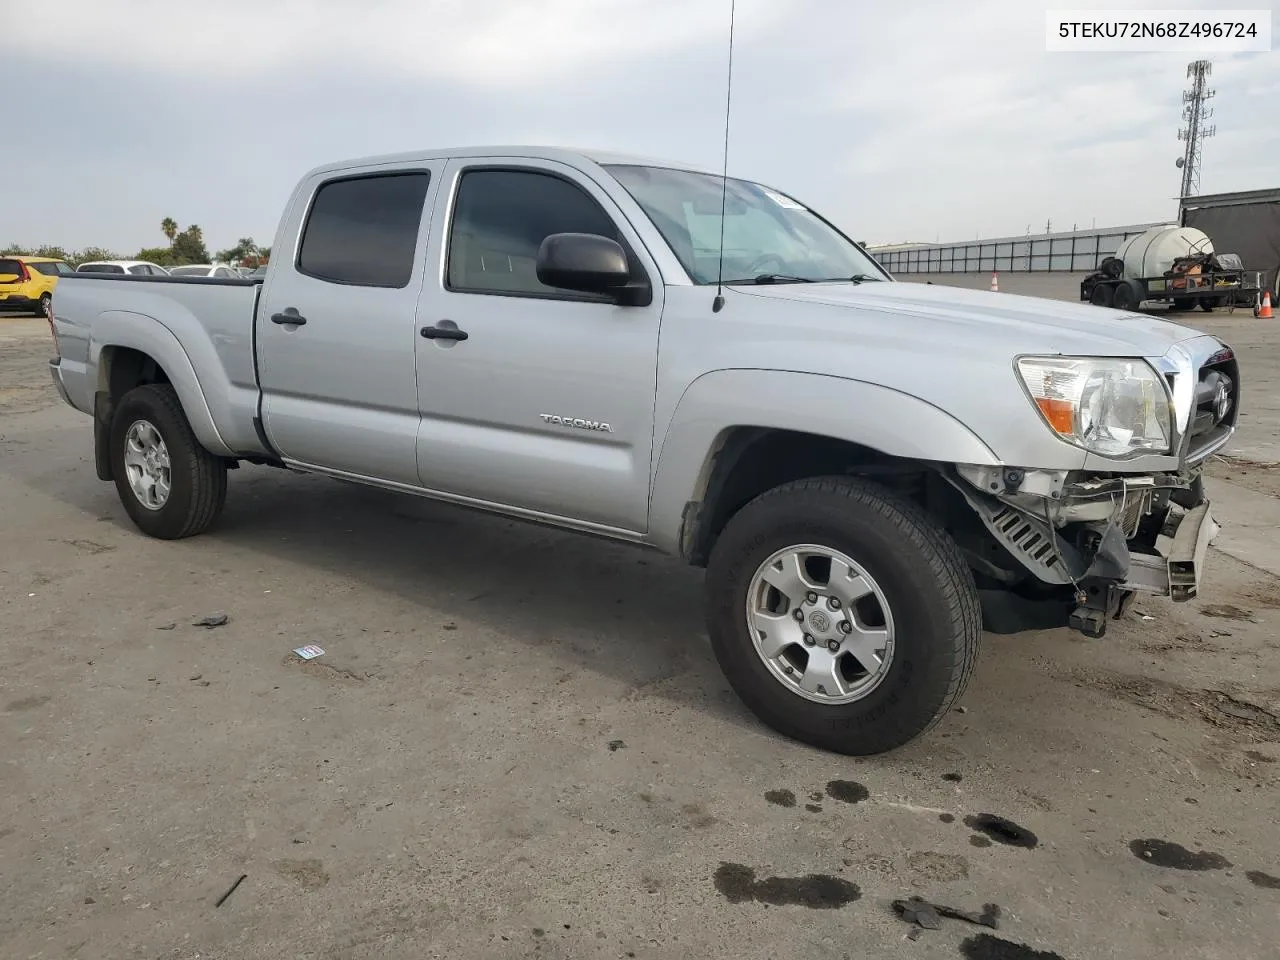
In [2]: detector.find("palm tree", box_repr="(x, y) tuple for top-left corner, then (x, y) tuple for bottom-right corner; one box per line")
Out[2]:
(161, 218), (178, 247)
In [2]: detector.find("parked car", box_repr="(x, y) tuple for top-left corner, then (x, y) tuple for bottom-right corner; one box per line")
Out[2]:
(76, 260), (171, 276)
(0, 255), (74, 315)
(169, 264), (243, 279)
(47, 146), (1239, 756)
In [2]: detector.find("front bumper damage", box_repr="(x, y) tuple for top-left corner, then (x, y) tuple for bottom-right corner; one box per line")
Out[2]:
(949, 465), (1220, 638)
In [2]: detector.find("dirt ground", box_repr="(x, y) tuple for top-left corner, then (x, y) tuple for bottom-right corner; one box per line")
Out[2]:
(3, 286), (1280, 960)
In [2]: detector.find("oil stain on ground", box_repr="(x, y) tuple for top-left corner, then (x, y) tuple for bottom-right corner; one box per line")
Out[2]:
(1246, 870), (1280, 889)
(713, 863), (860, 909)
(1129, 839), (1231, 871)
(764, 789), (796, 808)
(964, 815), (1038, 849)
(960, 933), (1064, 959)
(4, 694), (51, 712)
(825, 780), (870, 804)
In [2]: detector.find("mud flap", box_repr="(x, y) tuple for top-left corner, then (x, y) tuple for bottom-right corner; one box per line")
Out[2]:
(93, 390), (113, 482)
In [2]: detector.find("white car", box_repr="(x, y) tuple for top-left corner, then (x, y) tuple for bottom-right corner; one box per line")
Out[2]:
(168, 264), (242, 279)
(76, 260), (171, 276)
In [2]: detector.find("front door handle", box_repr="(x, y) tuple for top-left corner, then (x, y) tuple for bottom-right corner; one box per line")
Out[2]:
(271, 307), (307, 326)
(420, 324), (469, 341)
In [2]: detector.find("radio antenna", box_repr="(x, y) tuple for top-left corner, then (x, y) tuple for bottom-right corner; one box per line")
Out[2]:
(711, 0), (736, 314)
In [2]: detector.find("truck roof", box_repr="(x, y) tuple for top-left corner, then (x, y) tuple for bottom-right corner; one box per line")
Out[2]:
(302, 145), (719, 180)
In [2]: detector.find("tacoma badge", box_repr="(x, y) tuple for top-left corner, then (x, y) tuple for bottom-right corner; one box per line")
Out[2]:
(539, 414), (613, 433)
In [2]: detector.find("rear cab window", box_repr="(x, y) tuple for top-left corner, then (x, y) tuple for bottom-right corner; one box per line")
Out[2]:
(297, 172), (433, 288)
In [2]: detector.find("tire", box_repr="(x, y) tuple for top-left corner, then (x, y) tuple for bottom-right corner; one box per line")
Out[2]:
(1112, 281), (1140, 311)
(1089, 283), (1114, 308)
(1198, 297), (1222, 313)
(704, 476), (982, 756)
(110, 383), (227, 539)
(36, 293), (51, 318)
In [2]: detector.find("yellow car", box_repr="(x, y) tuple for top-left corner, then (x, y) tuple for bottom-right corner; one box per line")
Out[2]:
(0, 255), (74, 316)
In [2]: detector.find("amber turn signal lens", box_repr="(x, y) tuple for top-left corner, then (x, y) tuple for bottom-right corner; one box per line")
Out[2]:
(1034, 396), (1075, 434)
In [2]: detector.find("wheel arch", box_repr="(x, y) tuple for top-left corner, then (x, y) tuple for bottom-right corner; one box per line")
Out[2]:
(647, 368), (1001, 562)
(90, 311), (233, 460)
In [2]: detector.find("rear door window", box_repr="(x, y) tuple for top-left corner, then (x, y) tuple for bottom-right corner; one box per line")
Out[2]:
(296, 171), (432, 288)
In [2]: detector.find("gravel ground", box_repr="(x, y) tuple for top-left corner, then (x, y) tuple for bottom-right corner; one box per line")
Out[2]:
(2, 287), (1279, 960)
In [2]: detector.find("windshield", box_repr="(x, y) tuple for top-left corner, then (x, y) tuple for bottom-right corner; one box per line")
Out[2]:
(169, 266), (211, 276)
(604, 164), (887, 285)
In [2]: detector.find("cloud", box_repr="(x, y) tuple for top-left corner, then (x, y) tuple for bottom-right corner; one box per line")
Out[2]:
(11, 0), (779, 87)
(4, 0), (1277, 255)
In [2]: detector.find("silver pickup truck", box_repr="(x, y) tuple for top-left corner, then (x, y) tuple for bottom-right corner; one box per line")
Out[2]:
(48, 146), (1238, 755)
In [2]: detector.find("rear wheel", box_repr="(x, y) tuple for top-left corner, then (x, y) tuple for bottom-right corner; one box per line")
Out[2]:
(704, 476), (981, 756)
(1089, 283), (1114, 307)
(36, 292), (51, 318)
(110, 384), (227, 539)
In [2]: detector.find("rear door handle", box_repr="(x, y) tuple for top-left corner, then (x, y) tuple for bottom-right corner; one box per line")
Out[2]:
(271, 308), (307, 326)
(420, 324), (468, 341)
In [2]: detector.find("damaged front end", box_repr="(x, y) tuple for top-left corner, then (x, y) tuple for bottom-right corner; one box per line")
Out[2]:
(948, 464), (1219, 639)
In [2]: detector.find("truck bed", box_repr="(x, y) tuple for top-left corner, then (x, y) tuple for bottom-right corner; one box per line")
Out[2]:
(50, 273), (269, 456)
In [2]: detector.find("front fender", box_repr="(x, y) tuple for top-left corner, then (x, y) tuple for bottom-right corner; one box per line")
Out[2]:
(91, 311), (233, 456)
(647, 368), (1001, 555)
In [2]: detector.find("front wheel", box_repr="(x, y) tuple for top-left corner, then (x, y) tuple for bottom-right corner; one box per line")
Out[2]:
(704, 477), (982, 756)
(110, 384), (227, 539)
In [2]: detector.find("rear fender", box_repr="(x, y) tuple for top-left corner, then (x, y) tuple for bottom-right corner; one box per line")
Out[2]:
(647, 369), (1002, 556)
(91, 310), (233, 456)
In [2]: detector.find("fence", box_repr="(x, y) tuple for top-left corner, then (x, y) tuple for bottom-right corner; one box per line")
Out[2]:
(866, 223), (1168, 275)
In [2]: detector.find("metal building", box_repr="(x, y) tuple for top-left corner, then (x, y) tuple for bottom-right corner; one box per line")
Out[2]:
(867, 223), (1167, 276)
(1179, 187), (1280, 297)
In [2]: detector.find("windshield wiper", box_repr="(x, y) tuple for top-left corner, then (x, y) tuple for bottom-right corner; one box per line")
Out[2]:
(847, 274), (883, 284)
(727, 273), (815, 285)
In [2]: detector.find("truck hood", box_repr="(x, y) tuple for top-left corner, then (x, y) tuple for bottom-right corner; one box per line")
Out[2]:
(735, 280), (1207, 358)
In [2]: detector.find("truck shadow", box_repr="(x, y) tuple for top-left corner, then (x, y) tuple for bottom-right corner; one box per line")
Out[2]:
(193, 467), (757, 729)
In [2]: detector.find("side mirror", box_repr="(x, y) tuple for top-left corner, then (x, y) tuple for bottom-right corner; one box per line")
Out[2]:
(536, 232), (632, 295)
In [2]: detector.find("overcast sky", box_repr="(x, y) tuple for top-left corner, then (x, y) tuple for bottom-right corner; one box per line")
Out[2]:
(6, 0), (1277, 254)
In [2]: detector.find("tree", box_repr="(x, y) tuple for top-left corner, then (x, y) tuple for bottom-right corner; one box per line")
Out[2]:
(34, 245), (71, 261)
(215, 236), (258, 265)
(1, 244), (30, 256)
(161, 218), (178, 247)
(72, 247), (119, 267)
(170, 225), (209, 265)
(135, 246), (175, 267)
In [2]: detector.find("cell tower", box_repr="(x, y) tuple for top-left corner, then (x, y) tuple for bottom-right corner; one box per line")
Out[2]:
(1176, 60), (1216, 198)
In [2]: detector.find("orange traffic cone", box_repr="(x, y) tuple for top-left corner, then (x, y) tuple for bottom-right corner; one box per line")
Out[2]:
(990, 271), (999, 293)
(1257, 290), (1274, 319)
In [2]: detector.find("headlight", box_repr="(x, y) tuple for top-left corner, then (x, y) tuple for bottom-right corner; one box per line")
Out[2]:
(1016, 357), (1172, 458)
